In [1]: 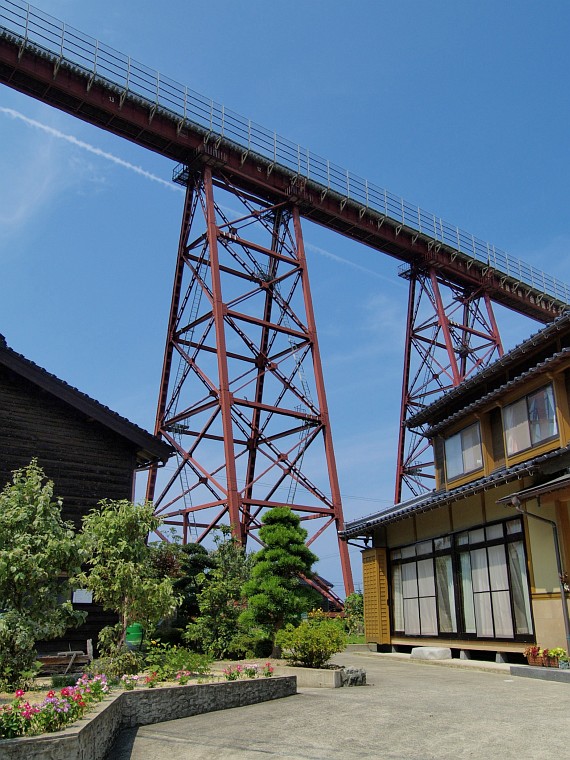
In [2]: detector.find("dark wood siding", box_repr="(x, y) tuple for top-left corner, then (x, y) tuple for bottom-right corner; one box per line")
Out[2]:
(490, 407), (506, 469)
(0, 365), (139, 654)
(0, 365), (137, 524)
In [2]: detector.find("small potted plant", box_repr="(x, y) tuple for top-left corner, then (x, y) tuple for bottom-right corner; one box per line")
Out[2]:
(558, 652), (570, 670)
(543, 647), (566, 667)
(523, 645), (543, 666)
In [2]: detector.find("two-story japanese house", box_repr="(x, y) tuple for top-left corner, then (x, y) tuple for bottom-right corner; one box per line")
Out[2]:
(343, 312), (570, 661)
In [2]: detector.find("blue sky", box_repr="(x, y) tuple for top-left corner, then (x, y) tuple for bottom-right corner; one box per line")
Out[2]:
(2, 0), (570, 593)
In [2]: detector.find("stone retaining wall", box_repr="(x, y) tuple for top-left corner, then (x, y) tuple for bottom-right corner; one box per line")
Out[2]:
(0, 676), (297, 760)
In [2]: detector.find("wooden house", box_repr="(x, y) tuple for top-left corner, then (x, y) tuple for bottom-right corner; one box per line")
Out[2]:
(343, 313), (570, 662)
(0, 335), (172, 653)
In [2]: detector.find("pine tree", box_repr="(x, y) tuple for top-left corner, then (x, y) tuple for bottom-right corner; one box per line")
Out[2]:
(241, 507), (319, 651)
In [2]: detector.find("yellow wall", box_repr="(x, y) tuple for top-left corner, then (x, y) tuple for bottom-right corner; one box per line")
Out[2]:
(532, 598), (570, 650)
(450, 496), (483, 531)
(526, 500), (559, 593)
(362, 549), (390, 644)
(386, 519), (415, 547)
(415, 507), (451, 541)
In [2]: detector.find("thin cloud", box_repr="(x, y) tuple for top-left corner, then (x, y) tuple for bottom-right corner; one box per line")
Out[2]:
(0, 107), (181, 192)
(1, 108), (407, 287)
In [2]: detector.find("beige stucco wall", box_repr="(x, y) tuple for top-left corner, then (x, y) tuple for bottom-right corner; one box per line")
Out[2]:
(532, 597), (569, 650)
(414, 507), (451, 540)
(386, 518), (416, 547)
(525, 500), (559, 593)
(451, 496), (483, 530)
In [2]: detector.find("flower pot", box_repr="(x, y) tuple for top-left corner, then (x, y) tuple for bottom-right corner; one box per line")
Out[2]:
(526, 655), (542, 666)
(559, 660), (570, 669)
(542, 656), (559, 668)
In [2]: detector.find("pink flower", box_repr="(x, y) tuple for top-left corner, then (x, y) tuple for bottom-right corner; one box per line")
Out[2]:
(14, 689), (25, 698)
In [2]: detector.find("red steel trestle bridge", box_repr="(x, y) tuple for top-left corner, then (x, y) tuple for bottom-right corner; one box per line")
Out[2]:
(1, 0), (569, 604)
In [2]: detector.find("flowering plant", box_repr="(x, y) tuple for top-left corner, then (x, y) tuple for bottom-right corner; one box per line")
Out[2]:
(175, 670), (192, 685)
(262, 662), (274, 678)
(523, 645), (542, 659)
(242, 664), (259, 679)
(222, 664), (243, 681)
(120, 674), (142, 690)
(144, 671), (159, 688)
(543, 647), (566, 659)
(0, 685), (92, 739)
(33, 690), (74, 733)
(0, 693), (38, 739)
(75, 673), (109, 700)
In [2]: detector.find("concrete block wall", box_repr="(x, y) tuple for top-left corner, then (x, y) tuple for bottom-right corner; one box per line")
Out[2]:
(0, 676), (297, 760)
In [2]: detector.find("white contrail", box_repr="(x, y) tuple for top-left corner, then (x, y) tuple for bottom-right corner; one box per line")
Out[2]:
(0, 107), (400, 281)
(305, 242), (400, 284)
(0, 106), (181, 192)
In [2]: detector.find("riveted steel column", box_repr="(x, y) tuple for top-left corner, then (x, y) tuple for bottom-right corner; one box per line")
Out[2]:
(292, 205), (354, 596)
(203, 166), (242, 535)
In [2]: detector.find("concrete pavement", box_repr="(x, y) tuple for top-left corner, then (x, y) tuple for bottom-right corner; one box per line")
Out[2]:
(106, 651), (570, 759)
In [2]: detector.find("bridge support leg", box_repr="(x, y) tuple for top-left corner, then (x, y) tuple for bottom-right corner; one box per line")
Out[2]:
(394, 265), (503, 503)
(147, 165), (353, 603)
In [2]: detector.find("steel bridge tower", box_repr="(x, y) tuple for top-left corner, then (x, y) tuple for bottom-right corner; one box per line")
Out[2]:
(146, 162), (354, 599)
(3, 0), (570, 604)
(394, 264), (504, 503)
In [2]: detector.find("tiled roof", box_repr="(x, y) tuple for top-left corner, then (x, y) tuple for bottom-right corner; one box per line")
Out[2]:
(406, 310), (570, 429)
(341, 443), (570, 538)
(0, 336), (172, 464)
(423, 348), (570, 437)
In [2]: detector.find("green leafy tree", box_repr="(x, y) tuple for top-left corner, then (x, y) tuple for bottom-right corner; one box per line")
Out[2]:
(240, 507), (319, 652)
(77, 500), (179, 652)
(344, 591), (364, 636)
(184, 528), (252, 658)
(149, 541), (213, 643)
(0, 461), (86, 688)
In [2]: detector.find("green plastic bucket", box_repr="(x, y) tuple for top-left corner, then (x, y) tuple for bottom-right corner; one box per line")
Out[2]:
(125, 623), (144, 650)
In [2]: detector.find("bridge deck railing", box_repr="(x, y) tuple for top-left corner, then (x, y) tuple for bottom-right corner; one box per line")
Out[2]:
(1, 0), (568, 304)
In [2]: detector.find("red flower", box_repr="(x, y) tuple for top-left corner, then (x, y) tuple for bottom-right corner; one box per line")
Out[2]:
(14, 689), (25, 698)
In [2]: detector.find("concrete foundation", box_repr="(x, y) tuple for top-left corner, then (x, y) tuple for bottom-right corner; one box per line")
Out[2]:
(410, 647), (452, 660)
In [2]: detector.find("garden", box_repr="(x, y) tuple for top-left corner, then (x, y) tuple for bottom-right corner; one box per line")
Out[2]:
(0, 461), (363, 741)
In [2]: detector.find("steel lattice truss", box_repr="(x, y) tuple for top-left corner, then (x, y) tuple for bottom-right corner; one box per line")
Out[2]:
(146, 165), (353, 597)
(395, 265), (504, 503)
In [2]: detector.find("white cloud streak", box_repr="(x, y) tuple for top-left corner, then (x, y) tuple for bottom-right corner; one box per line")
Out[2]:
(0, 108), (404, 285)
(0, 107), (181, 192)
(305, 242), (399, 284)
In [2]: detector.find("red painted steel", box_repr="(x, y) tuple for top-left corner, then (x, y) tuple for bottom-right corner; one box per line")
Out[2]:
(0, 32), (565, 322)
(394, 265), (504, 502)
(146, 167), (354, 598)
(0, 21), (556, 595)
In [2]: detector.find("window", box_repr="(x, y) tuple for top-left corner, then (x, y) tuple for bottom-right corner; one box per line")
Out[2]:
(444, 423), (483, 480)
(503, 385), (558, 456)
(390, 519), (533, 641)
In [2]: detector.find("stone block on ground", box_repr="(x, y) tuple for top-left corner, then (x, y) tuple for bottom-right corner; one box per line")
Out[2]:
(410, 647), (452, 660)
(340, 667), (366, 686)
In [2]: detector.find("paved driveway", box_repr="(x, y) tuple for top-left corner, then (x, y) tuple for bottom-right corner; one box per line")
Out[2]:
(107, 652), (570, 759)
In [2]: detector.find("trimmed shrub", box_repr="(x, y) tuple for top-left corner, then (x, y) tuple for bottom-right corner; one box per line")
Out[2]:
(276, 614), (347, 668)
